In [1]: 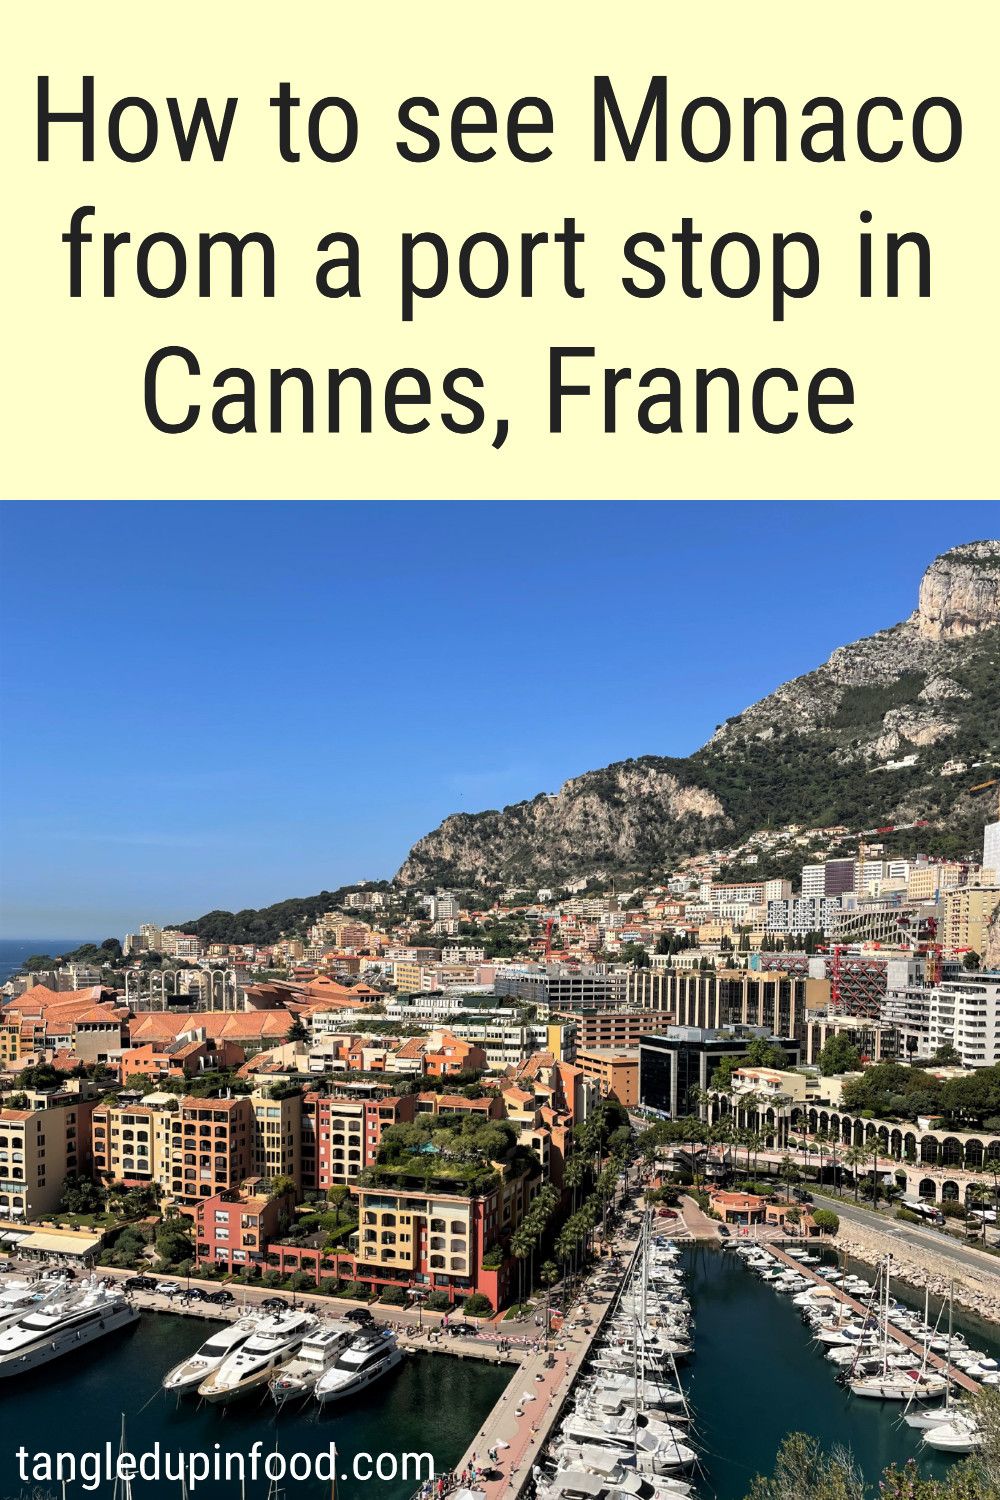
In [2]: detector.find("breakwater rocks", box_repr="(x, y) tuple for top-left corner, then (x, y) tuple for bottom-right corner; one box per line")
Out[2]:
(835, 1220), (1000, 1324)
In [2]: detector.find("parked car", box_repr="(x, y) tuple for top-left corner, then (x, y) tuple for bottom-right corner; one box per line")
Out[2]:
(344, 1306), (373, 1324)
(155, 1281), (181, 1296)
(123, 1275), (157, 1291)
(184, 1286), (206, 1301)
(446, 1321), (477, 1337)
(717, 1224), (730, 1238)
(261, 1296), (288, 1312)
(205, 1289), (234, 1305)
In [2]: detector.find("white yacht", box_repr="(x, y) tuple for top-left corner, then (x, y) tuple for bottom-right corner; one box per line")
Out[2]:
(314, 1325), (402, 1405)
(550, 1429), (696, 1477)
(162, 1316), (260, 1394)
(850, 1370), (948, 1401)
(197, 1309), (317, 1404)
(269, 1321), (356, 1404)
(579, 1371), (688, 1413)
(0, 1280), (138, 1377)
(539, 1456), (694, 1500)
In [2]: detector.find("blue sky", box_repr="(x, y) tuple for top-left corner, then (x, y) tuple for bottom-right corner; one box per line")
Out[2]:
(1, 500), (996, 939)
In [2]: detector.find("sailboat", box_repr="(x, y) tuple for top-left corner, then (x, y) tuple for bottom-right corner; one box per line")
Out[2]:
(849, 1259), (947, 1402)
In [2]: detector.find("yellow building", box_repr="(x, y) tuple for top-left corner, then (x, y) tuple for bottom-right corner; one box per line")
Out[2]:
(908, 863), (968, 901)
(0, 1086), (95, 1219)
(91, 1097), (175, 1195)
(944, 886), (1000, 956)
(251, 1090), (302, 1188)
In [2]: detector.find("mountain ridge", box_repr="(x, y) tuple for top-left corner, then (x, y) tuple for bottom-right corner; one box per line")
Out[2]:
(394, 540), (1000, 890)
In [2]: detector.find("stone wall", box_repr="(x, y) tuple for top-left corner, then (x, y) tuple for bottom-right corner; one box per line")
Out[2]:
(835, 1217), (1000, 1324)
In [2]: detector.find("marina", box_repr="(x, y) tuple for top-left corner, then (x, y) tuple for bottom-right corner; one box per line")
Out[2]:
(0, 1216), (992, 1500)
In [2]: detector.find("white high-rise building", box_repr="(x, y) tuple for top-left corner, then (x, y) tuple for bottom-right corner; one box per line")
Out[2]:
(984, 820), (1000, 883)
(801, 864), (825, 899)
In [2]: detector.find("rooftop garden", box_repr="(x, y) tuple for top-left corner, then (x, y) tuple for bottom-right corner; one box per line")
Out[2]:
(840, 1062), (1000, 1130)
(356, 1115), (540, 1195)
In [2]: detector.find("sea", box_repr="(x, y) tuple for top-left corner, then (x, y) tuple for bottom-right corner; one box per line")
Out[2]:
(0, 1253), (988, 1500)
(0, 938), (95, 986)
(0, 1314), (510, 1500)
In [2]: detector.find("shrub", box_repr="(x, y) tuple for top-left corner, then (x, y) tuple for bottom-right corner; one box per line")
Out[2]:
(425, 1289), (451, 1312)
(463, 1292), (493, 1317)
(341, 1281), (368, 1300)
(379, 1285), (408, 1306)
(895, 1208), (922, 1225)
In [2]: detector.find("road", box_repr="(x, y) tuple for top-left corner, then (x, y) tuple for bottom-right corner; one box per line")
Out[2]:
(830, 1195), (1000, 1280)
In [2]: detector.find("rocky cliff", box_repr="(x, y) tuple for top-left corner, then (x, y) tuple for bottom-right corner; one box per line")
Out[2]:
(397, 542), (1000, 890)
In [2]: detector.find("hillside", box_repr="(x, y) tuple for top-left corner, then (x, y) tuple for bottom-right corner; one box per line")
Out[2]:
(395, 541), (1000, 890)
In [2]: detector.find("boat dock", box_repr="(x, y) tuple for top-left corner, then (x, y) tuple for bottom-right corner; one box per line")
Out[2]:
(767, 1243), (984, 1396)
(446, 1235), (644, 1500)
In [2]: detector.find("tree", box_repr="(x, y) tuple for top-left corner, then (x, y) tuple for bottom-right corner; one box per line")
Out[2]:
(285, 1015), (310, 1044)
(811, 1208), (840, 1236)
(962, 950), (981, 971)
(744, 1432), (864, 1500)
(817, 1033), (862, 1077)
(932, 1042), (962, 1066)
(540, 1260), (558, 1339)
(155, 1223), (194, 1267)
(843, 1146), (869, 1202)
(327, 1185), (350, 1224)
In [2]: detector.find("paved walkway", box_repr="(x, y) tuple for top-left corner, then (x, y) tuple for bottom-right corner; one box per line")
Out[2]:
(448, 1234), (643, 1500)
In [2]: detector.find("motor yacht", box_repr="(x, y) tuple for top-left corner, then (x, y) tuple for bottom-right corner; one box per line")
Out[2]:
(314, 1325), (402, 1405)
(537, 1458), (693, 1500)
(197, 1309), (317, 1404)
(269, 1321), (355, 1403)
(580, 1370), (687, 1413)
(162, 1316), (260, 1394)
(0, 1280), (137, 1377)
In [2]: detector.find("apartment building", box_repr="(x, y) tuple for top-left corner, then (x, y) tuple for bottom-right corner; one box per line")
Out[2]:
(943, 886), (1000, 956)
(251, 1091), (302, 1186)
(300, 1092), (416, 1191)
(803, 1013), (897, 1067)
(627, 967), (821, 1042)
(92, 1096), (175, 1194)
(351, 1159), (540, 1309)
(985, 821), (1000, 882)
(0, 1084), (96, 1219)
(554, 1008), (666, 1050)
(168, 1096), (254, 1208)
(494, 967), (629, 1012)
(884, 974), (1000, 1067)
(194, 1182), (292, 1275)
(454, 1016), (576, 1069)
(765, 895), (842, 936)
(575, 1046), (639, 1107)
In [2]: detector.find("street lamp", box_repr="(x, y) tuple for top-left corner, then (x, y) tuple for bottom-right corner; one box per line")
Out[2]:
(408, 1287), (427, 1331)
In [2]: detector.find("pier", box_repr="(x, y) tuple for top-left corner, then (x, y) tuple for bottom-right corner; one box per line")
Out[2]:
(766, 1242), (984, 1395)
(446, 1232), (645, 1500)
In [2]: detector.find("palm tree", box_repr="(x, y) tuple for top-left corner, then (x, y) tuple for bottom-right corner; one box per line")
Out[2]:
(564, 1154), (587, 1213)
(540, 1260), (558, 1345)
(967, 1182), (992, 1243)
(843, 1145), (869, 1202)
(511, 1229), (531, 1308)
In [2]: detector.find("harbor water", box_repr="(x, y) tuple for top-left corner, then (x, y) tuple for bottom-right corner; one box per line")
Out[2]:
(0, 1311), (511, 1500)
(680, 1243), (981, 1499)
